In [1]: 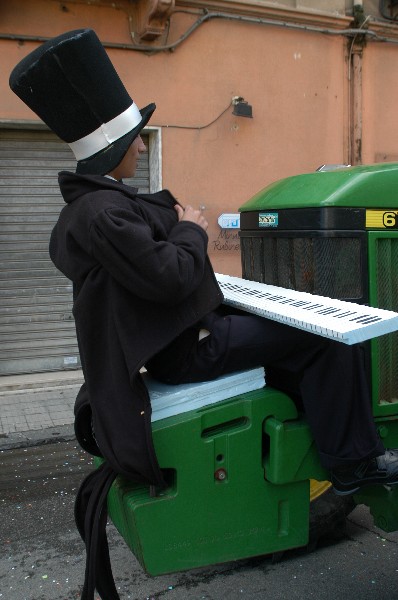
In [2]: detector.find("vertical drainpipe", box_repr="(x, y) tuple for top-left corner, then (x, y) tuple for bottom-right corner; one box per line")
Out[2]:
(350, 43), (363, 165)
(349, 1), (367, 165)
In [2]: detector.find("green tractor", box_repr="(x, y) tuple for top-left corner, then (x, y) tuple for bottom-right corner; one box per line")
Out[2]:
(98, 163), (398, 574)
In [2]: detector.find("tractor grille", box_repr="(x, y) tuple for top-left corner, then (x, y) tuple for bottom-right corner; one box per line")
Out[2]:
(241, 236), (363, 300)
(374, 237), (398, 404)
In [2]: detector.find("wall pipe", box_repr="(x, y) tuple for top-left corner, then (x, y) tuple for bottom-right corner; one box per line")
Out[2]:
(2, 10), (398, 53)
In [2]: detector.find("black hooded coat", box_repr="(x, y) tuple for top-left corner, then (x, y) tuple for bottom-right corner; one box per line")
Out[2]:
(51, 171), (223, 485)
(50, 171), (223, 599)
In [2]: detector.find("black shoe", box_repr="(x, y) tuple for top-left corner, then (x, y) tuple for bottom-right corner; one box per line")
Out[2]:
(331, 449), (398, 496)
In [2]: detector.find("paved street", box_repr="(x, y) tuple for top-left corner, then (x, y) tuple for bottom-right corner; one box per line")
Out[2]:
(1, 439), (398, 600)
(0, 371), (82, 446)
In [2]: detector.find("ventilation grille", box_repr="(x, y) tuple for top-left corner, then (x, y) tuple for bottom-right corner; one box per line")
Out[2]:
(241, 236), (363, 300)
(374, 238), (398, 404)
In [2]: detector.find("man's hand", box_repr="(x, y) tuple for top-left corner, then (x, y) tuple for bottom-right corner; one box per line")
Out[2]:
(175, 204), (208, 232)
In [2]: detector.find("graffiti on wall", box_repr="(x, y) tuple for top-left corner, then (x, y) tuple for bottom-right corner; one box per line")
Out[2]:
(211, 213), (240, 252)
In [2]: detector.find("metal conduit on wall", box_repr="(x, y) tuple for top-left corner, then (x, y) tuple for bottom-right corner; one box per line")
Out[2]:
(2, 9), (398, 52)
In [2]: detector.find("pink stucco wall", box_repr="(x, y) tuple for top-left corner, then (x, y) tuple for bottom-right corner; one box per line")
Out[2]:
(362, 42), (398, 164)
(1, 0), (397, 275)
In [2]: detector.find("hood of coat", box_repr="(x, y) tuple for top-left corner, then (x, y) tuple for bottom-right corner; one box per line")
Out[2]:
(57, 170), (179, 211)
(58, 170), (138, 204)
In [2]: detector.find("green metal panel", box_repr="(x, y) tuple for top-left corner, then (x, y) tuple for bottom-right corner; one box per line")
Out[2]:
(100, 387), (320, 576)
(240, 163), (398, 211)
(355, 418), (398, 532)
(264, 417), (328, 484)
(97, 386), (398, 573)
(368, 231), (398, 416)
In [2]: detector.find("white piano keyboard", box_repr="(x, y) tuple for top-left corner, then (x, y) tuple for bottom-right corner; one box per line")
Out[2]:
(215, 273), (398, 345)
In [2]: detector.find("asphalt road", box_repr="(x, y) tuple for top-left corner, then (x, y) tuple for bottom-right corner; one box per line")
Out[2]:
(1, 441), (398, 600)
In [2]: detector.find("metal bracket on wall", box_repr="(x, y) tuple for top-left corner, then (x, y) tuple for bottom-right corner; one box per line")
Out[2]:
(130, 0), (175, 43)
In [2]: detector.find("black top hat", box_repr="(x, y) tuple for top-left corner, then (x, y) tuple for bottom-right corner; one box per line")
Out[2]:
(9, 29), (155, 175)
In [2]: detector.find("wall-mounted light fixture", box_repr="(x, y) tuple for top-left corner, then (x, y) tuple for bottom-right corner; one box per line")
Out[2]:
(232, 96), (253, 118)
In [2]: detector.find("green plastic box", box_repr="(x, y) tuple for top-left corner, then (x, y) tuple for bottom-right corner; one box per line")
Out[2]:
(101, 386), (326, 575)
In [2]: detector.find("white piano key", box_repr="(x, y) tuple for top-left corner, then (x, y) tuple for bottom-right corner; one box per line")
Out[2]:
(215, 273), (398, 345)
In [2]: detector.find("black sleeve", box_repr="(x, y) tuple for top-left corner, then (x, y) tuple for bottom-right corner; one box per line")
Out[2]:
(89, 206), (209, 304)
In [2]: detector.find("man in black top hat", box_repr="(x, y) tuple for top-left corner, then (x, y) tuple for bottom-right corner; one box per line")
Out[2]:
(9, 27), (398, 600)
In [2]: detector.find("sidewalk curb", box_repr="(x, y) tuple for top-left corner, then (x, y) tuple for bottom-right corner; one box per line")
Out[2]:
(0, 424), (76, 451)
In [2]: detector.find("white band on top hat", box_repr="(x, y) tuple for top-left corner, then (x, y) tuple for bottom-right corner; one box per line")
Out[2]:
(69, 102), (142, 161)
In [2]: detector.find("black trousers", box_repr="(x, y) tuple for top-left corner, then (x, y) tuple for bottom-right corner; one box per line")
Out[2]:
(147, 309), (385, 470)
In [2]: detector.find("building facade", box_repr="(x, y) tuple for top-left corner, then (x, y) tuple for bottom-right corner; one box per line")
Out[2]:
(1, 0), (398, 375)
